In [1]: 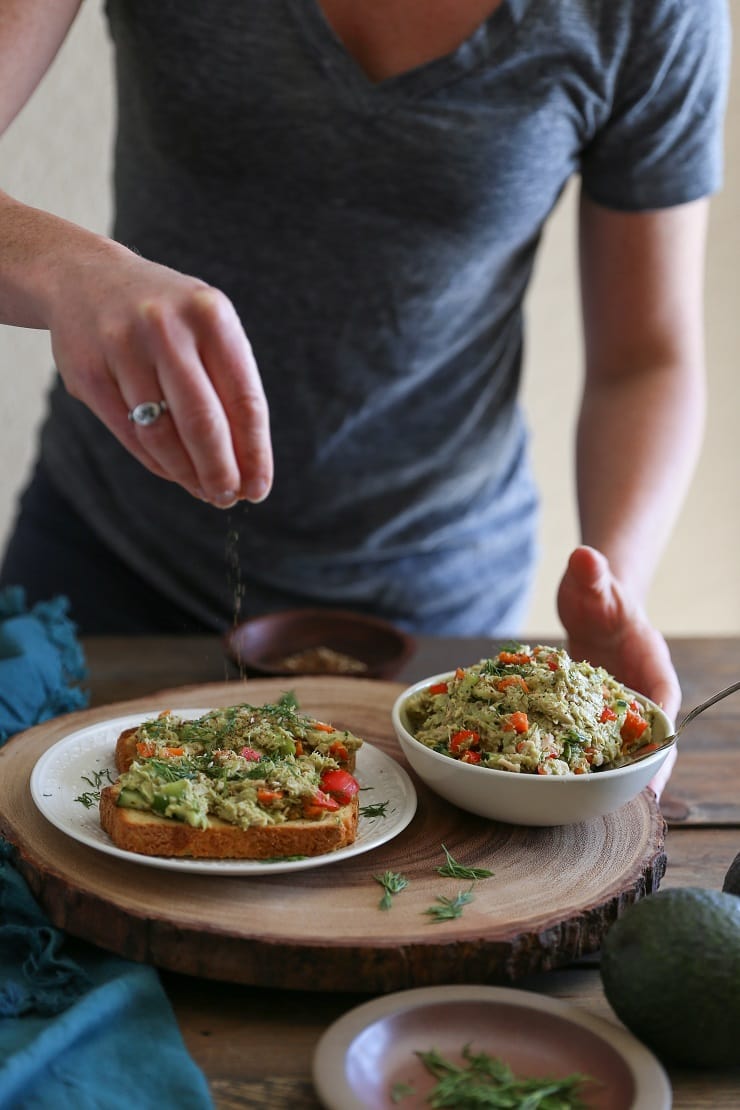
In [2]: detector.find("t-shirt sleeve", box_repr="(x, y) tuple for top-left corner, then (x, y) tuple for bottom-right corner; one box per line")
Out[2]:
(580, 0), (731, 211)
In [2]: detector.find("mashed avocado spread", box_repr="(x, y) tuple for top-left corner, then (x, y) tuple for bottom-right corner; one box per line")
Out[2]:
(116, 698), (363, 828)
(405, 644), (655, 776)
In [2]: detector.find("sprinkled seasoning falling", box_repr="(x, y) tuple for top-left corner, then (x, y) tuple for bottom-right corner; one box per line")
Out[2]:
(226, 522), (246, 679)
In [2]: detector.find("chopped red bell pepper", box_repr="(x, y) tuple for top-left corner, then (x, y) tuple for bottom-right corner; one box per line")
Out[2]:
(428, 682), (449, 695)
(620, 709), (649, 744)
(303, 788), (341, 817)
(600, 706), (617, 723)
(449, 728), (480, 754)
(320, 768), (360, 805)
(503, 711), (529, 734)
(461, 750), (481, 764)
(497, 676), (529, 693)
(498, 651), (531, 665)
(256, 787), (284, 805)
(328, 739), (349, 763)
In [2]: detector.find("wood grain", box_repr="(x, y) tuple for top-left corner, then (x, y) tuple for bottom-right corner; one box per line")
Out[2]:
(166, 964), (740, 1110)
(0, 677), (666, 992)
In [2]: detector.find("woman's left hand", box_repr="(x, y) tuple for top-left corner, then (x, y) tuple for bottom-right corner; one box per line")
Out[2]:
(556, 544), (680, 798)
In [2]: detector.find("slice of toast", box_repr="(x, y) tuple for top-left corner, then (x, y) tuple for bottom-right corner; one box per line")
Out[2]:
(99, 781), (359, 860)
(103, 702), (363, 860)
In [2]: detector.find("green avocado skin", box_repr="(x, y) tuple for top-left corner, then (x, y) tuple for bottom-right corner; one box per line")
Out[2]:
(600, 887), (740, 1069)
(722, 851), (740, 895)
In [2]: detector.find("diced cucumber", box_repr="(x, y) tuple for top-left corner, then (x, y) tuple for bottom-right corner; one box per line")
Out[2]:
(117, 787), (149, 810)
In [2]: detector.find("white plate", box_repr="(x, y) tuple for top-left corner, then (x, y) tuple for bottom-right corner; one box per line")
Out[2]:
(312, 985), (671, 1110)
(30, 709), (417, 876)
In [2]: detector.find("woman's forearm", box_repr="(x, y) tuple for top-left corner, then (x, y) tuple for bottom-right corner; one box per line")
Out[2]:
(576, 194), (709, 601)
(575, 358), (705, 601)
(0, 189), (129, 329)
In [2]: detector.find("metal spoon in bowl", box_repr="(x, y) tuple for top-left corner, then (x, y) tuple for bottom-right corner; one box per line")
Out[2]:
(624, 677), (740, 765)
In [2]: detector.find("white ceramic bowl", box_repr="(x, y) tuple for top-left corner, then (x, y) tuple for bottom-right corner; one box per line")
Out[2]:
(391, 672), (674, 827)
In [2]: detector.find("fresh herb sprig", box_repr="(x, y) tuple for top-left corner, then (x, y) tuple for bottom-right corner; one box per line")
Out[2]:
(402, 1044), (593, 1108)
(424, 888), (475, 923)
(360, 799), (390, 819)
(74, 767), (114, 808)
(374, 870), (409, 910)
(390, 1081), (416, 1103)
(143, 756), (203, 782)
(258, 855), (308, 863)
(436, 844), (494, 881)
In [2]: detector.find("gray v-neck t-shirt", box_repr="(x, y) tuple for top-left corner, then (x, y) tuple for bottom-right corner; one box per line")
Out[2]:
(37, 0), (729, 632)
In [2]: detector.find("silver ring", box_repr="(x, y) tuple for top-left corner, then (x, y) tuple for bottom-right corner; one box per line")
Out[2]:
(128, 400), (168, 427)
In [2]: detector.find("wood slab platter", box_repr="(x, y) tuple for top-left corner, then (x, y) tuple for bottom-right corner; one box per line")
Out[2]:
(0, 677), (666, 993)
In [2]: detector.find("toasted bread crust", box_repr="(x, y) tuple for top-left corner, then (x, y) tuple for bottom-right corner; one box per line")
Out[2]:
(116, 727), (140, 773)
(99, 782), (359, 859)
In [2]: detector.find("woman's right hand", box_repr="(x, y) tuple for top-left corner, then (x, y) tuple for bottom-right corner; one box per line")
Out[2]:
(46, 240), (273, 507)
(0, 4), (271, 508)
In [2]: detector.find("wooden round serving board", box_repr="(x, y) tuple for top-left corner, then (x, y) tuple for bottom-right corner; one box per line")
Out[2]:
(0, 677), (666, 993)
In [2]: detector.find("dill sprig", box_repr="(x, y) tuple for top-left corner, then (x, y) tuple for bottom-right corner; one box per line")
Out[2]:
(374, 869), (409, 910)
(390, 1081), (416, 1103)
(360, 799), (390, 819)
(143, 756), (203, 782)
(258, 854), (308, 863)
(408, 1044), (593, 1108)
(424, 888), (475, 923)
(437, 844), (494, 881)
(74, 767), (114, 808)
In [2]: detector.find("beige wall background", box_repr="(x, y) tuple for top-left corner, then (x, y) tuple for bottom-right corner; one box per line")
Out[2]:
(0, 2), (737, 637)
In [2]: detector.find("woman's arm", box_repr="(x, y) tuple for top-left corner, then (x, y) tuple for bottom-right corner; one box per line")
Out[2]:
(0, 0), (273, 507)
(574, 192), (708, 600)
(0, 0), (82, 131)
(557, 191), (709, 721)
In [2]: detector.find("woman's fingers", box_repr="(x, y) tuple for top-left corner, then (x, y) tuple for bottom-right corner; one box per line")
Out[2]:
(132, 289), (271, 506)
(558, 544), (682, 720)
(49, 253), (274, 506)
(58, 342), (172, 483)
(92, 312), (204, 496)
(189, 289), (273, 503)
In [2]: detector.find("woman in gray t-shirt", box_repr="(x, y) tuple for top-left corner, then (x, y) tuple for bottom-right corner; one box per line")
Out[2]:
(0, 0), (730, 758)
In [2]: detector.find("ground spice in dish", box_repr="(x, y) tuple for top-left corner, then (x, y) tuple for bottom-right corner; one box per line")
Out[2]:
(268, 646), (369, 675)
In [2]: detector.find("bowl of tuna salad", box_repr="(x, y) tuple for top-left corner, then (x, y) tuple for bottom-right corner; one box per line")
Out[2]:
(391, 643), (673, 826)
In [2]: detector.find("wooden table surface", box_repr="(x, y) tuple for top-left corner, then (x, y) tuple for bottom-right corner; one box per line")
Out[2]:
(79, 634), (740, 1108)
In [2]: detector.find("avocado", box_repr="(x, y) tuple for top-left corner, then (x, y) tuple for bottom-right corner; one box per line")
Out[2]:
(722, 851), (740, 896)
(600, 887), (740, 1068)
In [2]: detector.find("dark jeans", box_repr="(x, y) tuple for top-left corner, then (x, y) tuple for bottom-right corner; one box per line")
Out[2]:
(0, 464), (213, 635)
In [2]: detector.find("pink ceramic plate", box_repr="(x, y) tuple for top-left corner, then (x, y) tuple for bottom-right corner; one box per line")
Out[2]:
(312, 985), (670, 1110)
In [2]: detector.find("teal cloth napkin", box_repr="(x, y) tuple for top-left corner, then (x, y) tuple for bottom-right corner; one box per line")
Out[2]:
(0, 587), (88, 742)
(0, 842), (214, 1109)
(0, 590), (214, 1109)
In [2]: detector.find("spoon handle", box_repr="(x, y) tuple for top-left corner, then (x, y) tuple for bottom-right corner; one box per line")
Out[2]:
(623, 677), (740, 767)
(674, 677), (740, 739)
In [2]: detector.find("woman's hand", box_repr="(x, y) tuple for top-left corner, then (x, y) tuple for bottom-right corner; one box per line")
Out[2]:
(0, 7), (273, 507)
(46, 242), (273, 507)
(556, 544), (680, 798)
